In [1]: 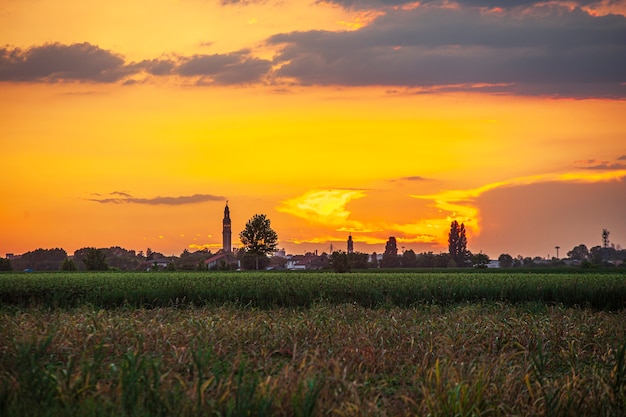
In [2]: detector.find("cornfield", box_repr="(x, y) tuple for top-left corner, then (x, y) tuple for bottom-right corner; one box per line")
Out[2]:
(1, 271), (625, 416)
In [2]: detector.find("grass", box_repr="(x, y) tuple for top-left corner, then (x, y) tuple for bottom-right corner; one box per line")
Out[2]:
(1, 271), (625, 416)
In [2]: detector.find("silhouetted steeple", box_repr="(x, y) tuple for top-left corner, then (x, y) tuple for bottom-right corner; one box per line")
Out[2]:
(222, 201), (231, 253)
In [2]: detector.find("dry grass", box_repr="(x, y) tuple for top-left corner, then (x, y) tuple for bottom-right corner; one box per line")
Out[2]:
(2, 302), (625, 416)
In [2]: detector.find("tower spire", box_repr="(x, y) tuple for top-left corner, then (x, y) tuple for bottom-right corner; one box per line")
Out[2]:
(222, 201), (232, 253)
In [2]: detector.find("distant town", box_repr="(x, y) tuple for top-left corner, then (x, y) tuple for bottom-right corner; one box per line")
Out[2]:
(2, 203), (624, 272)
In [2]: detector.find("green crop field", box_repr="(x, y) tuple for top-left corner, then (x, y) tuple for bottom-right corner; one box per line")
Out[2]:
(1, 270), (625, 416)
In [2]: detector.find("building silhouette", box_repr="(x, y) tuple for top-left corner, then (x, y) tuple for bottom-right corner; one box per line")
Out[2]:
(222, 201), (232, 253)
(347, 234), (354, 254)
(205, 201), (237, 269)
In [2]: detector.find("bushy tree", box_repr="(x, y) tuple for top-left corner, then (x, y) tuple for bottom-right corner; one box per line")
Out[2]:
(177, 249), (212, 271)
(400, 249), (418, 268)
(0, 258), (12, 271)
(330, 251), (350, 273)
(239, 214), (278, 270)
(82, 248), (108, 271)
(61, 258), (77, 271)
(10, 248), (67, 271)
(498, 253), (514, 268)
(471, 253), (490, 268)
(347, 252), (370, 269)
(567, 244), (589, 261)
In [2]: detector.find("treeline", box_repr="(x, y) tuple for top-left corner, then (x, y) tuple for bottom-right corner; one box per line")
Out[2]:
(1, 247), (215, 272)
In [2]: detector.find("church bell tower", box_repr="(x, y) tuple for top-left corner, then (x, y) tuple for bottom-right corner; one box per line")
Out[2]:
(222, 202), (232, 253)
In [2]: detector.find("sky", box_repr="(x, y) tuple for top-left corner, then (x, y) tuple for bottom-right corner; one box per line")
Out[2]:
(1, 0), (625, 259)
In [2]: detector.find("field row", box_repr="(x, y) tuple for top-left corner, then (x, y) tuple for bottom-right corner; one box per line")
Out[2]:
(2, 303), (625, 416)
(1, 271), (625, 309)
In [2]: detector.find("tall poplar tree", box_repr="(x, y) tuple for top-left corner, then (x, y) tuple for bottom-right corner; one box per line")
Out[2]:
(448, 220), (469, 267)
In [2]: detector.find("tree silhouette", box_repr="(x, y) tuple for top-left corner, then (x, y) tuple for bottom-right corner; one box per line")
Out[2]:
(239, 214), (278, 270)
(82, 248), (108, 271)
(498, 253), (514, 268)
(381, 237), (400, 268)
(448, 221), (469, 267)
(61, 258), (77, 271)
(330, 251), (350, 273)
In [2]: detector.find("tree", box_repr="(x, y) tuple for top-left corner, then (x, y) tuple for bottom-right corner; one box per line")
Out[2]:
(10, 248), (67, 271)
(347, 252), (370, 269)
(239, 214), (278, 270)
(448, 221), (470, 267)
(401, 249), (418, 268)
(498, 253), (514, 268)
(416, 252), (437, 268)
(330, 251), (350, 273)
(82, 248), (108, 271)
(0, 258), (12, 271)
(177, 248), (212, 271)
(369, 252), (379, 268)
(471, 253), (490, 268)
(61, 258), (77, 271)
(567, 244), (589, 261)
(381, 237), (400, 268)
(589, 246), (604, 265)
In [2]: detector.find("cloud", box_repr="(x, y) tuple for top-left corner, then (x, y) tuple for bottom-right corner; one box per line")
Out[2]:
(3, 2), (624, 97)
(0, 43), (271, 85)
(268, 4), (626, 98)
(617, 155), (626, 161)
(321, 0), (604, 10)
(574, 158), (626, 170)
(278, 189), (366, 226)
(89, 193), (225, 205)
(0, 43), (130, 82)
(110, 191), (132, 198)
(176, 51), (272, 84)
(398, 176), (430, 182)
(133, 58), (177, 76)
(411, 168), (626, 238)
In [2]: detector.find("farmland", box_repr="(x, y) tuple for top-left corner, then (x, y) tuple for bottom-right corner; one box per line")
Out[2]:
(1, 271), (625, 416)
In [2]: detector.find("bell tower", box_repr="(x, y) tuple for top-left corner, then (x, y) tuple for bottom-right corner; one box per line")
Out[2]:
(222, 201), (232, 253)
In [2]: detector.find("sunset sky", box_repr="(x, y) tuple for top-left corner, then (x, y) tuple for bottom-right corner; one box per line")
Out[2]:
(2, 0), (625, 260)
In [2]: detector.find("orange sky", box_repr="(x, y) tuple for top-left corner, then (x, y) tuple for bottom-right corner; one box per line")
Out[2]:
(1, 0), (625, 259)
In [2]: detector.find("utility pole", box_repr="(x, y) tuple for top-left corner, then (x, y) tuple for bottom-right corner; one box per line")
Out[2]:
(555, 246), (560, 259)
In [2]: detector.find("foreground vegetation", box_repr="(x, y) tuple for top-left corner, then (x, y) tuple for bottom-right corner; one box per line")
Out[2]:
(1, 270), (625, 310)
(1, 271), (625, 416)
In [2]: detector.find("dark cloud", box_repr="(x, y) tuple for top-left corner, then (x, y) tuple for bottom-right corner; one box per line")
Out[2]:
(618, 155), (626, 161)
(574, 159), (626, 170)
(176, 51), (272, 84)
(269, 5), (626, 98)
(400, 176), (430, 181)
(0, 43), (131, 82)
(132, 58), (177, 76)
(89, 193), (226, 205)
(321, 0), (602, 9)
(0, 43), (272, 85)
(110, 191), (132, 198)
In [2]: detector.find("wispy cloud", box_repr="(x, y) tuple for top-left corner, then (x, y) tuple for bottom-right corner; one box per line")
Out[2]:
(393, 175), (432, 182)
(574, 158), (626, 170)
(278, 189), (366, 226)
(89, 192), (225, 205)
(411, 168), (626, 237)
